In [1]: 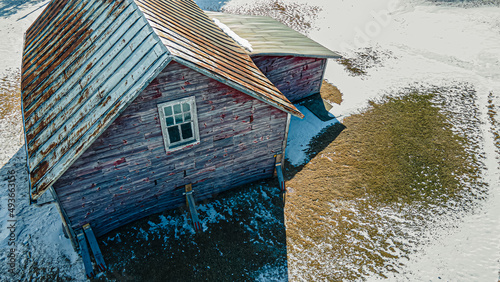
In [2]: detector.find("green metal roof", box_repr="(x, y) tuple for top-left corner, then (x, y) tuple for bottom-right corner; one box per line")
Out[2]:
(205, 11), (341, 59)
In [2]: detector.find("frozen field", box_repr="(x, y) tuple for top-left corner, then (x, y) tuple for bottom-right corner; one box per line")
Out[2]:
(0, 0), (499, 280)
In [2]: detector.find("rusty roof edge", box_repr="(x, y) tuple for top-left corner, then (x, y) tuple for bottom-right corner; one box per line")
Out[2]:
(21, 31), (34, 204)
(172, 56), (304, 119)
(25, 0), (59, 48)
(30, 54), (173, 200)
(250, 52), (342, 59)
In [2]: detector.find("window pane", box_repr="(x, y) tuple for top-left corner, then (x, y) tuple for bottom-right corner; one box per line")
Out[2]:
(173, 104), (182, 114)
(175, 114), (183, 124)
(184, 112), (191, 121)
(168, 126), (181, 143)
(182, 102), (190, 112)
(163, 106), (172, 116)
(166, 116), (174, 126)
(181, 123), (193, 139)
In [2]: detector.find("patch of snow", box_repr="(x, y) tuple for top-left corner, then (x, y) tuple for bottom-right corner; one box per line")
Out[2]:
(0, 149), (84, 281)
(1, 0), (499, 280)
(279, 0), (500, 280)
(212, 18), (253, 52)
(255, 263), (287, 281)
(198, 202), (226, 224)
(285, 105), (339, 166)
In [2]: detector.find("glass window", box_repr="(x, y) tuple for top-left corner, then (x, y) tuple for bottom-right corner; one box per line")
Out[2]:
(164, 106), (172, 116)
(167, 126), (181, 143)
(173, 104), (182, 114)
(181, 123), (193, 139)
(166, 116), (174, 126)
(157, 96), (200, 152)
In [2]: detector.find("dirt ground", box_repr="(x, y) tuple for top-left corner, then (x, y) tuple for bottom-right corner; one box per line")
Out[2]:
(94, 179), (288, 282)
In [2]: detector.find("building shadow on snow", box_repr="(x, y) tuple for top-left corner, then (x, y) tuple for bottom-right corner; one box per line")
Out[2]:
(0, 0), (47, 19)
(0, 148), (26, 180)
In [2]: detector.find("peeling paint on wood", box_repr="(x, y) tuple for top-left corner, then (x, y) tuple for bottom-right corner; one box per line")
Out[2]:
(252, 55), (328, 102)
(52, 62), (287, 237)
(22, 0), (306, 201)
(22, 0), (171, 199)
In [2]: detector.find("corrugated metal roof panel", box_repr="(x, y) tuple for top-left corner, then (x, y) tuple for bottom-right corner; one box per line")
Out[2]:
(22, 0), (305, 200)
(22, 0), (170, 199)
(134, 0), (303, 118)
(205, 11), (341, 59)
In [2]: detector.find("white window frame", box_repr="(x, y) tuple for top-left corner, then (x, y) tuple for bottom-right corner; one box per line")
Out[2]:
(157, 96), (200, 152)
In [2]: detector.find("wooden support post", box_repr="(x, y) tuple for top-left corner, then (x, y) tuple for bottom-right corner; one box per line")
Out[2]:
(83, 224), (107, 272)
(275, 154), (285, 191)
(184, 184), (202, 232)
(76, 230), (94, 279)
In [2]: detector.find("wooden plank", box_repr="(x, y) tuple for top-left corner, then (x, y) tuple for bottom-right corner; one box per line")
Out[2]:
(54, 62), (288, 237)
(30, 30), (160, 165)
(24, 3), (140, 128)
(252, 55), (326, 102)
(76, 230), (94, 279)
(184, 184), (202, 231)
(276, 163), (285, 191)
(83, 224), (107, 272)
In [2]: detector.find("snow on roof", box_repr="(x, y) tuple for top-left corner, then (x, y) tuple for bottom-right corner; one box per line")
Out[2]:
(212, 18), (253, 52)
(205, 11), (341, 58)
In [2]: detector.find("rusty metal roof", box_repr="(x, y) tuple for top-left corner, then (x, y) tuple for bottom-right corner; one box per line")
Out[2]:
(134, 0), (302, 118)
(22, 0), (171, 199)
(22, 0), (303, 200)
(205, 11), (341, 59)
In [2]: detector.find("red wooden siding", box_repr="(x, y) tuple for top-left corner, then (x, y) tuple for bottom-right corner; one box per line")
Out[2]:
(252, 56), (327, 102)
(52, 61), (287, 237)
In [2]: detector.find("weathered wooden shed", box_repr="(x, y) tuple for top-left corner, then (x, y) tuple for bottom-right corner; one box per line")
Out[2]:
(205, 12), (341, 102)
(21, 0), (337, 262)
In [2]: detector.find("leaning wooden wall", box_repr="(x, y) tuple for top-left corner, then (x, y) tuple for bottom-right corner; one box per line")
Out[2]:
(251, 56), (327, 102)
(52, 61), (287, 237)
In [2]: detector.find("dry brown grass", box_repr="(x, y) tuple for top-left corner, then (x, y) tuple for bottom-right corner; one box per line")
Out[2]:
(487, 92), (500, 154)
(287, 92), (478, 207)
(0, 71), (21, 121)
(337, 47), (394, 77)
(320, 80), (342, 105)
(284, 91), (485, 280)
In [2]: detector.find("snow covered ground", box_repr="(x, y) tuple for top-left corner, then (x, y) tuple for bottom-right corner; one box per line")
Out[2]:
(281, 0), (500, 280)
(0, 1), (86, 280)
(0, 0), (499, 281)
